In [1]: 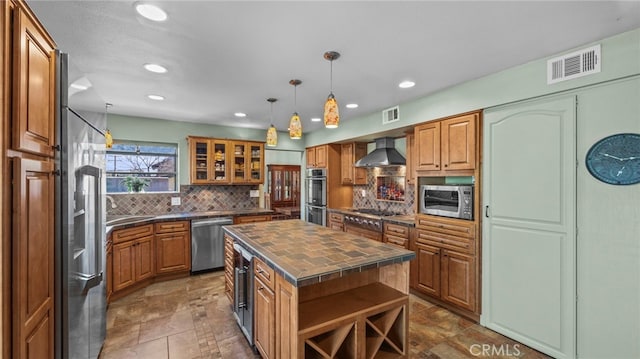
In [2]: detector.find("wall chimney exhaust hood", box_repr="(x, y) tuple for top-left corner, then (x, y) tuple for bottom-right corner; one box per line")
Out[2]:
(354, 137), (406, 168)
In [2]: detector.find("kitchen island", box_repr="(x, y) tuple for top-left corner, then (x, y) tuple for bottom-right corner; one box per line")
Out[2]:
(223, 219), (415, 359)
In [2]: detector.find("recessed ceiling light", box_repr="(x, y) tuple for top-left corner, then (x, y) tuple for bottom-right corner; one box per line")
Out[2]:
(346, 103), (358, 109)
(398, 81), (415, 89)
(70, 83), (89, 90)
(135, 3), (167, 22)
(234, 112), (247, 118)
(143, 63), (167, 73)
(310, 117), (321, 122)
(147, 94), (165, 101)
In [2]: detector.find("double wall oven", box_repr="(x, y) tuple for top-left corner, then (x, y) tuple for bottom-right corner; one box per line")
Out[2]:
(306, 168), (327, 226)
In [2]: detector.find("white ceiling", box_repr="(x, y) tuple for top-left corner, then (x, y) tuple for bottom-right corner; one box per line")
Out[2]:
(28, 1), (640, 135)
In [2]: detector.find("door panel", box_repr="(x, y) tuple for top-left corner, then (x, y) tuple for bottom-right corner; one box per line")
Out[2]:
(415, 122), (440, 170)
(441, 250), (475, 312)
(416, 243), (440, 297)
(482, 96), (576, 359)
(13, 8), (56, 157)
(136, 236), (155, 281)
(13, 158), (55, 359)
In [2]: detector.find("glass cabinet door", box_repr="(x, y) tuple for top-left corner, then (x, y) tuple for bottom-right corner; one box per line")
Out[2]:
(232, 142), (246, 182)
(211, 140), (230, 183)
(191, 139), (210, 184)
(267, 165), (301, 209)
(248, 143), (263, 183)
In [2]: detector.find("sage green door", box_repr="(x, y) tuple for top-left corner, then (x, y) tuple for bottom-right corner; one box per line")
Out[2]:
(482, 95), (576, 359)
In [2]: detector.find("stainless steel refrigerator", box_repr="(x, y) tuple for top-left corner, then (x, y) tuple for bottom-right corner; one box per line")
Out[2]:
(55, 51), (107, 359)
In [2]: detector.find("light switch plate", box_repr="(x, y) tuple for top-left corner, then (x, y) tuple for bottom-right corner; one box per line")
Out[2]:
(171, 197), (181, 206)
(250, 190), (259, 198)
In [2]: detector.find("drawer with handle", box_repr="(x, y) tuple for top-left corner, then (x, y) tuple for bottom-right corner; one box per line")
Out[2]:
(155, 220), (189, 234)
(253, 257), (275, 291)
(112, 224), (153, 244)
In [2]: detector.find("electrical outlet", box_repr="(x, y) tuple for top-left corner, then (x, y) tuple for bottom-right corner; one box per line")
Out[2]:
(171, 197), (181, 206)
(361, 189), (366, 197)
(250, 190), (259, 198)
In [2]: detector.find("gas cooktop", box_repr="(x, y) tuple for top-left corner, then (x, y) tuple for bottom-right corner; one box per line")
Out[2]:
(352, 208), (399, 217)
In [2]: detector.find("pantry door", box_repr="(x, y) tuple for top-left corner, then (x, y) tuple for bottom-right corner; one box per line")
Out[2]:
(482, 95), (576, 359)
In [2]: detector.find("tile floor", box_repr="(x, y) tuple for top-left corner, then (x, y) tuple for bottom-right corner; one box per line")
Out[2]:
(100, 271), (551, 359)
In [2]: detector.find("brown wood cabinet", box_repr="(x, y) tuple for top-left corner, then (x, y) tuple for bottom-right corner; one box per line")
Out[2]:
(110, 224), (156, 294)
(306, 144), (354, 211)
(12, 158), (55, 359)
(254, 257), (275, 359)
(188, 136), (264, 184)
(224, 235), (234, 305)
(306, 145), (328, 168)
(412, 215), (478, 317)
(155, 221), (190, 275)
(328, 212), (344, 231)
(12, 3), (57, 158)
(233, 214), (272, 224)
(383, 222), (412, 249)
(266, 164), (300, 209)
(230, 141), (264, 184)
(415, 112), (478, 175)
(405, 132), (416, 186)
(340, 142), (367, 185)
(3, 2), (58, 357)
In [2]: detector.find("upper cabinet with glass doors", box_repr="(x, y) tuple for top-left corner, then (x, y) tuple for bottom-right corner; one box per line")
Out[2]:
(188, 136), (264, 185)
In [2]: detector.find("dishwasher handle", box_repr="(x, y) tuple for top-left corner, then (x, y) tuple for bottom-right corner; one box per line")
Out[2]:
(191, 217), (234, 228)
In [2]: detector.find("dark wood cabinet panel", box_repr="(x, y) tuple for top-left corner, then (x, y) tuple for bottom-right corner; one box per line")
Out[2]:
(254, 276), (275, 359)
(12, 6), (56, 158)
(416, 242), (441, 297)
(441, 250), (476, 312)
(12, 158), (55, 359)
(156, 232), (190, 274)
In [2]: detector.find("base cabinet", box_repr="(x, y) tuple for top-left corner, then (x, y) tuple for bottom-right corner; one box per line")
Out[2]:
(254, 276), (275, 359)
(415, 242), (441, 297)
(155, 221), (190, 275)
(112, 235), (154, 292)
(441, 250), (475, 311)
(412, 215), (478, 317)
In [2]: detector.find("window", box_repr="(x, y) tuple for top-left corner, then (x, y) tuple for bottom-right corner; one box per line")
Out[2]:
(106, 141), (178, 193)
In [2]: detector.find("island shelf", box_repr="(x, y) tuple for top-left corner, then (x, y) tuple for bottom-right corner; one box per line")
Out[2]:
(223, 220), (415, 359)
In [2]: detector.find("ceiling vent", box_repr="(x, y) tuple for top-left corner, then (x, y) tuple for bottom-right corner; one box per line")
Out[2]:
(547, 44), (601, 84)
(382, 106), (399, 125)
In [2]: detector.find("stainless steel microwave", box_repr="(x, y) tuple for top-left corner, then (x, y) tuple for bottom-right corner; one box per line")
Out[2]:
(420, 185), (473, 220)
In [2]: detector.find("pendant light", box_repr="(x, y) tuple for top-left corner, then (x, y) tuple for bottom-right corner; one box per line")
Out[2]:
(104, 103), (113, 149)
(266, 98), (278, 147)
(323, 51), (340, 129)
(289, 79), (302, 139)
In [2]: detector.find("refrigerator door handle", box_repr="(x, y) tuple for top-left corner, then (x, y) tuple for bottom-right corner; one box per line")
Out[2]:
(72, 271), (104, 295)
(75, 165), (104, 289)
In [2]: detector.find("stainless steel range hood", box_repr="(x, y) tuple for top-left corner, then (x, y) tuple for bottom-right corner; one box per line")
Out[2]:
(354, 137), (406, 167)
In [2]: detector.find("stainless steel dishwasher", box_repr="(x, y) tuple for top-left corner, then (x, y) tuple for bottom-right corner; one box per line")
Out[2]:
(191, 217), (233, 272)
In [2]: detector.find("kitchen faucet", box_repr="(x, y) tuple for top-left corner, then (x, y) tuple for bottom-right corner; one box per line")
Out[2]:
(105, 195), (117, 209)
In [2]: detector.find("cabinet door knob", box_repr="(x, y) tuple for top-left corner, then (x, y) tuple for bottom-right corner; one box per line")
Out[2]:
(444, 164), (448, 167)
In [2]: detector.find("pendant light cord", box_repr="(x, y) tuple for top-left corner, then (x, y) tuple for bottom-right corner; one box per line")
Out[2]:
(270, 101), (274, 125)
(330, 60), (333, 95)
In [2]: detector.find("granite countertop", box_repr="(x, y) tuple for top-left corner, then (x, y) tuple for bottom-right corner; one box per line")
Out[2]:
(327, 207), (416, 227)
(223, 219), (415, 287)
(106, 208), (274, 233)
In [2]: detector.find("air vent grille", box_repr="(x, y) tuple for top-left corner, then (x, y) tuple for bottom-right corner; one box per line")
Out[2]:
(547, 44), (601, 84)
(382, 106), (399, 125)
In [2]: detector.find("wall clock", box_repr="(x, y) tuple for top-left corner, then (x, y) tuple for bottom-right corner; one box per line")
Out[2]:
(585, 133), (640, 185)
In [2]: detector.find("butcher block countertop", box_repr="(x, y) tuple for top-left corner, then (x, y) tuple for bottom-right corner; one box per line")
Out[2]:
(222, 219), (415, 287)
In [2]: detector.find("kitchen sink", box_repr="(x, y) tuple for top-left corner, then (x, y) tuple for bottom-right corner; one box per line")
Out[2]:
(105, 215), (155, 226)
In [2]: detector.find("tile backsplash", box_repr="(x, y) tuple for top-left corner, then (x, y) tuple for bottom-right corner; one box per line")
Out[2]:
(107, 185), (259, 216)
(352, 167), (416, 215)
